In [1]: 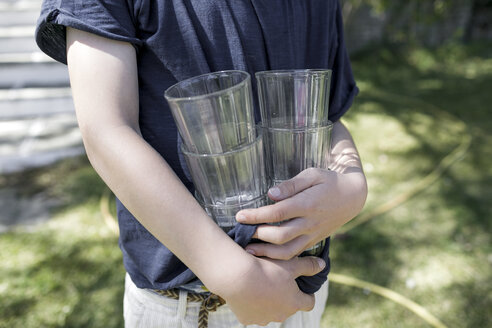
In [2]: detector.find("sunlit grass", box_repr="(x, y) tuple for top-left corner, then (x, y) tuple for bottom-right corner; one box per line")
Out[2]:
(322, 42), (491, 328)
(0, 157), (125, 328)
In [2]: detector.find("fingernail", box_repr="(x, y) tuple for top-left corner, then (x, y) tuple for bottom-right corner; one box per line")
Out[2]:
(317, 258), (326, 270)
(246, 248), (256, 256)
(269, 187), (281, 198)
(236, 213), (246, 222)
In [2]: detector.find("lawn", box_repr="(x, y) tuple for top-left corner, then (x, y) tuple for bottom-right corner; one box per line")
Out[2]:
(1, 43), (491, 328)
(323, 42), (492, 328)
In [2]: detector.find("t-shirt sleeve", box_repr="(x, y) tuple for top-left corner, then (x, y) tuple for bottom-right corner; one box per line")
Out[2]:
(327, 0), (359, 123)
(35, 0), (142, 64)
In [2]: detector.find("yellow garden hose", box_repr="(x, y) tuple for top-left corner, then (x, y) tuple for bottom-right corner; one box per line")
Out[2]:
(329, 273), (448, 328)
(340, 89), (471, 233)
(99, 188), (119, 235)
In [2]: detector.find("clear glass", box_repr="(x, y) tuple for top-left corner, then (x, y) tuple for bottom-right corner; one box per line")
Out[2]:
(165, 70), (256, 154)
(261, 123), (333, 185)
(181, 132), (269, 207)
(256, 69), (332, 129)
(302, 239), (326, 257)
(196, 194), (272, 232)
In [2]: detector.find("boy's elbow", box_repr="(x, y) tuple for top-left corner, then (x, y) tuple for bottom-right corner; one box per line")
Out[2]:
(357, 174), (368, 213)
(350, 171), (368, 217)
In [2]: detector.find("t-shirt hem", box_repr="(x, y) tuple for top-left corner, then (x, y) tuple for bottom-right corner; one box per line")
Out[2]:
(329, 84), (359, 123)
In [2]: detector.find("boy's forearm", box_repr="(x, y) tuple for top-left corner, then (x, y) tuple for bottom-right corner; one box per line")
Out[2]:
(66, 27), (248, 292)
(82, 124), (250, 290)
(329, 120), (365, 174)
(329, 120), (368, 220)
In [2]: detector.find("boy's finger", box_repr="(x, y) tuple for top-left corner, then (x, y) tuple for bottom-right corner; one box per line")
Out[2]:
(296, 290), (316, 312)
(246, 234), (309, 260)
(251, 218), (305, 245)
(268, 168), (323, 201)
(290, 256), (326, 277)
(236, 198), (303, 224)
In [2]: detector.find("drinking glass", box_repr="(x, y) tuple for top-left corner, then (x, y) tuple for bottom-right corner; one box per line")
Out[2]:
(181, 132), (269, 207)
(261, 123), (333, 185)
(196, 194), (272, 232)
(261, 123), (333, 257)
(256, 69), (332, 128)
(165, 70), (256, 154)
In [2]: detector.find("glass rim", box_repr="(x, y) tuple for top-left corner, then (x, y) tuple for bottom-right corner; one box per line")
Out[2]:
(196, 193), (270, 209)
(255, 68), (332, 78)
(181, 129), (262, 157)
(164, 70), (250, 102)
(258, 121), (333, 132)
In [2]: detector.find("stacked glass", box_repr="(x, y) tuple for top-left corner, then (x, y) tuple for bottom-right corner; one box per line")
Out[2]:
(256, 69), (333, 256)
(165, 71), (270, 232)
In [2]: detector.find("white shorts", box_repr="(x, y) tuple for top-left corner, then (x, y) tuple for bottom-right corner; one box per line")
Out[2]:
(124, 273), (329, 328)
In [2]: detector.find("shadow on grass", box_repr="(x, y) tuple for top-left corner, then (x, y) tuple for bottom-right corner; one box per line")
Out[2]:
(1, 156), (125, 327)
(326, 42), (492, 327)
(1, 229), (125, 328)
(331, 224), (401, 289)
(443, 278), (492, 328)
(0, 156), (107, 229)
(0, 298), (37, 322)
(350, 41), (492, 235)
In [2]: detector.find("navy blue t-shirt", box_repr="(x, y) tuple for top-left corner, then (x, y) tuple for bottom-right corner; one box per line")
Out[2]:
(36, 0), (358, 294)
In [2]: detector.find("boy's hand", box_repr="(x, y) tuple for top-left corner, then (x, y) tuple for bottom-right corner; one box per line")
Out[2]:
(213, 254), (325, 325)
(235, 167), (367, 260)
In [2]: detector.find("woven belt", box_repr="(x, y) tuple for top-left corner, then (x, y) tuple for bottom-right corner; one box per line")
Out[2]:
(153, 289), (226, 328)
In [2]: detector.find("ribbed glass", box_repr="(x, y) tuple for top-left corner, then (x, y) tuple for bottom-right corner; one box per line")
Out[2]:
(261, 122), (333, 184)
(181, 132), (269, 207)
(256, 69), (332, 129)
(165, 70), (256, 154)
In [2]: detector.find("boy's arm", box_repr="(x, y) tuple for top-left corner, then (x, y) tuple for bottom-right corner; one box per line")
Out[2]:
(66, 27), (324, 325)
(237, 121), (368, 259)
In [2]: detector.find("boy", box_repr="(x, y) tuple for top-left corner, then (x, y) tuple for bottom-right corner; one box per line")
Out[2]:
(36, 1), (367, 326)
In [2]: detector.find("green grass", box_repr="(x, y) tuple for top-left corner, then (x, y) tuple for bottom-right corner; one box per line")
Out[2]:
(323, 42), (492, 328)
(1, 42), (491, 327)
(0, 158), (125, 328)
